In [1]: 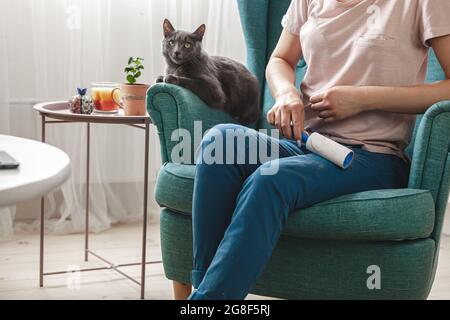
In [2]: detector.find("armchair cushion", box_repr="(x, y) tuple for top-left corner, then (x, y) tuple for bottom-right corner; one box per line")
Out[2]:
(155, 162), (435, 241)
(155, 163), (197, 215)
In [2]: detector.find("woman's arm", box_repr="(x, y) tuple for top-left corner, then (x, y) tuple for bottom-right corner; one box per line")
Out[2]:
(266, 29), (305, 140)
(310, 35), (450, 123)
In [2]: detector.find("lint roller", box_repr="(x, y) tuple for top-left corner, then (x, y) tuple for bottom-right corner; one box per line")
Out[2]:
(299, 132), (354, 169)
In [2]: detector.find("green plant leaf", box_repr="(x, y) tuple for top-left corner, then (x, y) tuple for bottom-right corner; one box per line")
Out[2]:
(127, 74), (136, 84)
(124, 56), (144, 83)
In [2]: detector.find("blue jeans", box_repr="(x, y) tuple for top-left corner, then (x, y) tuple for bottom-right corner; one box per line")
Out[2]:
(188, 124), (410, 300)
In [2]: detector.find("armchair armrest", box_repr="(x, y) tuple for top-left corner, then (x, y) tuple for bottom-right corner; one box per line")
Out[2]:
(408, 100), (450, 241)
(409, 101), (450, 192)
(147, 83), (238, 164)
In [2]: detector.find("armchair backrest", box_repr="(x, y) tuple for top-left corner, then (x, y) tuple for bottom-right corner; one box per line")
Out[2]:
(238, 0), (296, 130)
(237, 0), (450, 243)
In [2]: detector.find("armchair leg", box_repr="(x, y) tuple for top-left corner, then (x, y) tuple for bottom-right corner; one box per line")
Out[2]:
(173, 281), (192, 300)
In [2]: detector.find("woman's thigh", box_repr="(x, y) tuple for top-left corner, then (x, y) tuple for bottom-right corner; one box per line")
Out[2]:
(251, 147), (410, 210)
(196, 124), (305, 178)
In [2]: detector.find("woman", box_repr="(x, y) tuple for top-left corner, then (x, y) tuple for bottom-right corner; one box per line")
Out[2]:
(183, 0), (450, 300)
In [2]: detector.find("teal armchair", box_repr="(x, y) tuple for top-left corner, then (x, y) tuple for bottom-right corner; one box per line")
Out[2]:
(147, 0), (450, 299)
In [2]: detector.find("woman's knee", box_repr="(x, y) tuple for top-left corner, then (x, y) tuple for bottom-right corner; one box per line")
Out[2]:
(196, 124), (254, 165)
(211, 123), (246, 134)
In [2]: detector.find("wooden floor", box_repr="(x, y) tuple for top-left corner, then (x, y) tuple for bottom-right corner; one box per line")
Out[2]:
(0, 222), (449, 300)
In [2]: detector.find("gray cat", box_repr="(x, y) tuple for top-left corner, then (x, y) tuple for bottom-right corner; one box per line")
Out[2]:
(157, 19), (260, 125)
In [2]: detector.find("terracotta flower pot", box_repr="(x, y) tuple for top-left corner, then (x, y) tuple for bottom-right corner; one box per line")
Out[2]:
(113, 83), (150, 116)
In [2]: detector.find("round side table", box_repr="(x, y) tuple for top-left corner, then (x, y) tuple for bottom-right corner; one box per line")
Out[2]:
(33, 101), (156, 299)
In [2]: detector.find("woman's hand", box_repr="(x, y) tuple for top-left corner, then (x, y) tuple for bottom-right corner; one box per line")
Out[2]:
(267, 90), (305, 140)
(310, 86), (365, 123)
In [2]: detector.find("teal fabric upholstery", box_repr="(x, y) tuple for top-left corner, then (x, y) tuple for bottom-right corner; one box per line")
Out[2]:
(155, 163), (196, 215)
(147, 0), (450, 299)
(160, 207), (435, 300)
(155, 163), (435, 241)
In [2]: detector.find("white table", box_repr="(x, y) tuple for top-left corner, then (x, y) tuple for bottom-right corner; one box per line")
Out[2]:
(0, 135), (71, 207)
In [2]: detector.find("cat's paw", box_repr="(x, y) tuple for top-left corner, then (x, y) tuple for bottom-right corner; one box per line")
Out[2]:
(164, 75), (179, 85)
(156, 76), (164, 83)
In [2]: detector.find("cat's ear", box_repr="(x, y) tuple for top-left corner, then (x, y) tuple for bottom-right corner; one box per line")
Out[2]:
(163, 19), (175, 38)
(192, 24), (206, 40)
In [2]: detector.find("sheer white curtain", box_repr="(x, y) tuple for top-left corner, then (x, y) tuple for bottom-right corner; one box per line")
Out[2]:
(0, 0), (246, 237)
(0, 0), (15, 238)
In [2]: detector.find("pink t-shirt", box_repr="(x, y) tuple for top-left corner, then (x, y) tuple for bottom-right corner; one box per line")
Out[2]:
(282, 0), (450, 161)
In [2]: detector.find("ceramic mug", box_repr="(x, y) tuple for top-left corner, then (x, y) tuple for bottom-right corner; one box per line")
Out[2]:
(112, 83), (150, 116)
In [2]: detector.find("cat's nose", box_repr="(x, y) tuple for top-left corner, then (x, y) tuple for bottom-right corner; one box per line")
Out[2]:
(174, 51), (180, 57)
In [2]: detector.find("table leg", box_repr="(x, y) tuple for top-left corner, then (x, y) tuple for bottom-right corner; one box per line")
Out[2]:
(140, 123), (150, 299)
(85, 123), (90, 262)
(39, 115), (46, 287)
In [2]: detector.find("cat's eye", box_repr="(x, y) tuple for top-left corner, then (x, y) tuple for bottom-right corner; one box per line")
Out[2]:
(169, 40), (175, 46)
(184, 42), (192, 49)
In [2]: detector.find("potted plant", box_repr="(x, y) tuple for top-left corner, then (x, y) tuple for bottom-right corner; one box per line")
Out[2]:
(113, 57), (150, 116)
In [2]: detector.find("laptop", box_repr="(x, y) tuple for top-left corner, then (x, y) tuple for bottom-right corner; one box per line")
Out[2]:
(0, 151), (20, 169)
